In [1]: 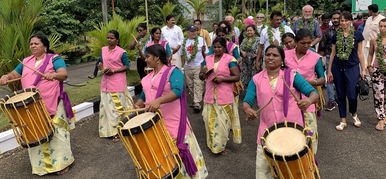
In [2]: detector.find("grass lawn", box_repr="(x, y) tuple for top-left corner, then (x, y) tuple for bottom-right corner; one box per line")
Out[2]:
(0, 70), (140, 131)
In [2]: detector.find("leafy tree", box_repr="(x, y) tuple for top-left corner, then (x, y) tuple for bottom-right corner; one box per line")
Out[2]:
(186, 0), (208, 20)
(35, 0), (82, 42)
(85, 14), (145, 61)
(0, 0), (44, 81)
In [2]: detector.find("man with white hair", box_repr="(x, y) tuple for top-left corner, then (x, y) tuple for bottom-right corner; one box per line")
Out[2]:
(292, 5), (322, 47)
(225, 15), (241, 40)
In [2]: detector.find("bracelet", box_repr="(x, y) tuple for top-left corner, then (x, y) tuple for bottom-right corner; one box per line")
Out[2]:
(313, 79), (318, 86)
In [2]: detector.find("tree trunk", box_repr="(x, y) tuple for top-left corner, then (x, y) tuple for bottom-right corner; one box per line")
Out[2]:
(241, 0), (247, 14)
(101, 0), (108, 24)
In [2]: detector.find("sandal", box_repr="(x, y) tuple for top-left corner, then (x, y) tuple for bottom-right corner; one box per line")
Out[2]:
(112, 135), (120, 143)
(352, 115), (361, 128)
(57, 162), (74, 175)
(375, 120), (385, 131)
(335, 122), (347, 131)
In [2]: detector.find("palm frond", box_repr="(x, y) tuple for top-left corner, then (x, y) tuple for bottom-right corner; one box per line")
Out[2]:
(85, 14), (146, 61)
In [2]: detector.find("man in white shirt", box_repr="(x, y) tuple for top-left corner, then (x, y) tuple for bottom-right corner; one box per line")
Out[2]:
(161, 15), (184, 68)
(255, 11), (294, 70)
(363, 4), (385, 67)
(182, 25), (208, 112)
(209, 23), (218, 43)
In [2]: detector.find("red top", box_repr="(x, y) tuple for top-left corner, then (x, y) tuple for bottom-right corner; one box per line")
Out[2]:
(320, 25), (331, 35)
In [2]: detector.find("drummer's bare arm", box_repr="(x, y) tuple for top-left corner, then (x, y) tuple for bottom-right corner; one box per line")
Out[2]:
(297, 92), (319, 111)
(44, 68), (67, 81)
(135, 99), (146, 108)
(147, 92), (177, 112)
(242, 102), (258, 120)
(242, 80), (258, 120)
(0, 71), (21, 85)
(293, 73), (320, 110)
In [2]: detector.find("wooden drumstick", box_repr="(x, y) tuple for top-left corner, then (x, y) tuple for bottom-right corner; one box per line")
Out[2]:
(115, 107), (148, 114)
(255, 97), (273, 116)
(17, 59), (45, 76)
(6, 74), (27, 83)
(282, 76), (300, 102)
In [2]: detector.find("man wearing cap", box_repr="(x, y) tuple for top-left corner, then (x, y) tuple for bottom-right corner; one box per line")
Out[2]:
(161, 14), (184, 68)
(181, 25), (208, 112)
(194, 19), (211, 48)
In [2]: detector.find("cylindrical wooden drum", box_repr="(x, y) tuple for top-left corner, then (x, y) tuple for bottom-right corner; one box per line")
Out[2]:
(118, 111), (181, 179)
(0, 88), (54, 148)
(260, 121), (320, 179)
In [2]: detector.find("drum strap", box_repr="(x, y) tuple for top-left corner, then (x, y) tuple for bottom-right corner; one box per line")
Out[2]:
(33, 54), (74, 119)
(156, 66), (198, 176)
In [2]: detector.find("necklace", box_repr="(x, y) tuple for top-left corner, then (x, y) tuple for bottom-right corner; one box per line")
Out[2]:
(376, 33), (386, 73)
(267, 25), (285, 46)
(241, 36), (258, 51)
(299, 18), (313, 32)
(336, 27), (354, 60)
(182, 36), (199, 63)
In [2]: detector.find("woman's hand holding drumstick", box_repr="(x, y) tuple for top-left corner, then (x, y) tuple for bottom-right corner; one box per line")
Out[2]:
(243, 97), (273, 120)
(6, 74), (27, 83)
(282, 76), (313, 111)
(17, 59), (45, 77)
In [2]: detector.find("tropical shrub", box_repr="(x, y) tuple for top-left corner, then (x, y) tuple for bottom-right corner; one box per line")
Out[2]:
(85, 14), (145, 61)
(0, 0), (44, 75)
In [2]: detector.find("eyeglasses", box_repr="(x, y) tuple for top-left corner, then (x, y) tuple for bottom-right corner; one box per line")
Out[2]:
(137, 29), (143, 32)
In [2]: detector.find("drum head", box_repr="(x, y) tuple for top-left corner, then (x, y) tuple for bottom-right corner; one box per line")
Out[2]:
(5, 91), (36, 104)
(2, 88), (40, 108)
(265, 127), (306, 156)
(121, 112), (160, 135)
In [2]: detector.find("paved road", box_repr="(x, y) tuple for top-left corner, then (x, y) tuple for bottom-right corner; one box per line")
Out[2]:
(0, 62), (385, 178)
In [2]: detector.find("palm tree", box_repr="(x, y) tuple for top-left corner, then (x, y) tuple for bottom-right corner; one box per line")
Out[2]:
(155, 2), (177, 24)
(186, 0), (208, 20)
(0, 0), (43, 86)
(85, 14), (145, 61)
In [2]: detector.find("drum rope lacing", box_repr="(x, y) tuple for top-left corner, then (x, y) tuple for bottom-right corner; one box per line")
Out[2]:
(261, 122), (321, 179)
(1, 89), (54, 148)
(117, 111), (181, 179)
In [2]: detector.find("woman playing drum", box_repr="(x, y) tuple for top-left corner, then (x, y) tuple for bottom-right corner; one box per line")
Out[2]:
(242, 45), (319, 179)
(284, 29), (325, 154)
(98, 30), (133, 142)
(0, 34), (74, 175)
(135, 44), (208, 178)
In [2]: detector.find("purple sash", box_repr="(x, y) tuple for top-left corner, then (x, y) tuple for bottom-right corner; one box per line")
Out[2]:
(156, 66), (198, 176)
(282, 68), (291, 118)
(32, 54), (74, 119)
(283, 68), (305, 125)
(226, 42), (234, 54)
